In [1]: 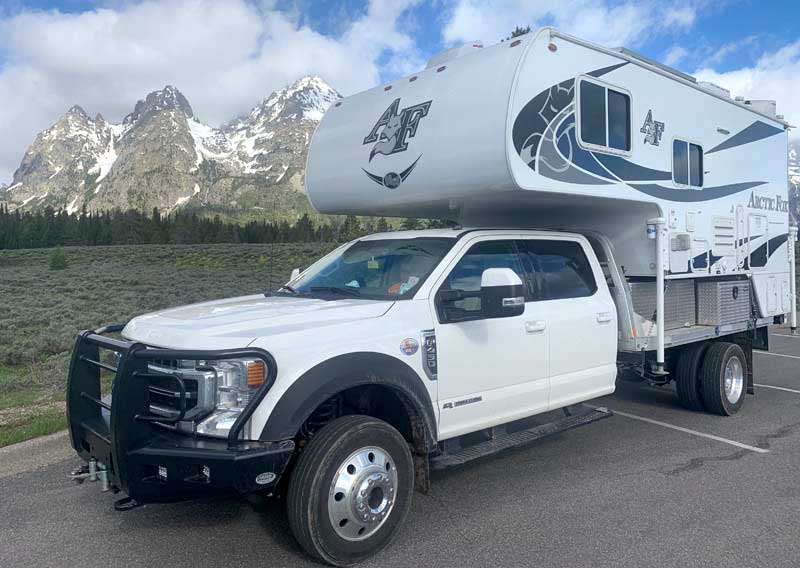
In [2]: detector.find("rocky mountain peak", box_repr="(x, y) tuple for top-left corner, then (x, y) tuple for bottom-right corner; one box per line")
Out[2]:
(66, 105), (89, 119)
(244, 75), (341, 126)
(124, 85), (194, 125)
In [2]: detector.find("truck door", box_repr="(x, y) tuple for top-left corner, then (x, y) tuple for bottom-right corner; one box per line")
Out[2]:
(516, 237), (617, 409)
(431, 238), (549, 440)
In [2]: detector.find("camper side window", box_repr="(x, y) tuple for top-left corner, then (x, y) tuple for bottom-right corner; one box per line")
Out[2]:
(578, 78), (631, 153)
(672, 139), (703, 188)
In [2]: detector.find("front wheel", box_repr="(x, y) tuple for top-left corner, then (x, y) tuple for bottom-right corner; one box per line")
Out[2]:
(700, 342), (747, 416)
(287, 415), (414, 566)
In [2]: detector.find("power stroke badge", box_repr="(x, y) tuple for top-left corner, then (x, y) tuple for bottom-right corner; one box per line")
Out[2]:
(362, 97), (431, 189)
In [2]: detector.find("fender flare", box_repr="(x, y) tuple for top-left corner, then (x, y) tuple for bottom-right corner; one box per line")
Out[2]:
(259, 352), (437, 452)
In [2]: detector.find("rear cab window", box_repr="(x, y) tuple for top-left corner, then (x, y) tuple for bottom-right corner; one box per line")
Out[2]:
(517, 239), (598, 301)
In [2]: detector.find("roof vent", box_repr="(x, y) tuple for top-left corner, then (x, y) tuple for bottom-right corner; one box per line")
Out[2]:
(426, 41), (483, 69)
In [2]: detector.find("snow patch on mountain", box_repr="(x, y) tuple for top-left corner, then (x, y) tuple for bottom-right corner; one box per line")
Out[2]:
(89, 137), (118, 183)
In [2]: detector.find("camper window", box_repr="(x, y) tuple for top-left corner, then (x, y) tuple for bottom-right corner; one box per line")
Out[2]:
(672, 139), (703, 188)
(578, 77), (631, 153)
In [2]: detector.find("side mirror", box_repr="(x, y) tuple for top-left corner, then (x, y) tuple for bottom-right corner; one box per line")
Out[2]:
(290, 268), (301, 281)
(480, 268), (525, 318)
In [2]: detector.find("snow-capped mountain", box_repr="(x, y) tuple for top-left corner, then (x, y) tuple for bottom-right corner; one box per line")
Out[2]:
(1, 77), (341, 219)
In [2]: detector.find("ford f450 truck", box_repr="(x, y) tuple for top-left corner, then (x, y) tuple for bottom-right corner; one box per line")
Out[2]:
(67, 28), (797, 566)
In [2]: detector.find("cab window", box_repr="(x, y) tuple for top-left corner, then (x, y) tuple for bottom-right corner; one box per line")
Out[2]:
(517, 239), (597, 300)
(439, 240), (526, 316)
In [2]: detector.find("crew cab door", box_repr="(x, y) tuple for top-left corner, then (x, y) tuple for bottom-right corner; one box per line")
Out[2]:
(516, 236), (617, 409)
(431, 237), (550, 439)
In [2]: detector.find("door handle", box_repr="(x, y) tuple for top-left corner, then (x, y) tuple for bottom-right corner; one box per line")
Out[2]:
(596, 311), (614, 324)
(525, 320), (546, 333)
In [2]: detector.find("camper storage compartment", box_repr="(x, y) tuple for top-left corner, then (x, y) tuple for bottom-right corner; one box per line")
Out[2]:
(630, 280), (696, 330)
(696, 280), (751, 326)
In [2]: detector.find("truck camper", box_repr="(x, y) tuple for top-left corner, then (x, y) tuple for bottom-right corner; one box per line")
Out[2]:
(67, 28), (797, 566)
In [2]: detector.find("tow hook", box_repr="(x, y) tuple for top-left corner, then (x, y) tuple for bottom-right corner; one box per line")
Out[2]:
(69, 458), (112, 492)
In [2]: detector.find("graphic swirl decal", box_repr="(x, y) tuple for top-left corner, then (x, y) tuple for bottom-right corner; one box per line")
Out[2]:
(510, 61), (768, 203)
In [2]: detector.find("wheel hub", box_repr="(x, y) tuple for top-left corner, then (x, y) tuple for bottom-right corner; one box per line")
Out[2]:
(328, 446), (398, 541)
(724, 355), (744, 404)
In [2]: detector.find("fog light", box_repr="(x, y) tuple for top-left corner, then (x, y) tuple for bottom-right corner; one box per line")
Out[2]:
(202, 465), (211, 482)
(158, 466), (168, 481)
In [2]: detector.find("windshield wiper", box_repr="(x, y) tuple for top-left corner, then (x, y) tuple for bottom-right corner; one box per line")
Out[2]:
(394, 244), (433, 256)
(309, 286), (362, 298)
(265, 284), (300, 297)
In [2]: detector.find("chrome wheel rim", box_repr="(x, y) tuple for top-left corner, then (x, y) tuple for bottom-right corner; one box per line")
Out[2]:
(328, 446), (398, 541)
(724, 356), (744, 404)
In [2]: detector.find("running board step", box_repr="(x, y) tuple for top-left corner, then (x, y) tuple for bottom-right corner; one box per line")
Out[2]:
(430, 406), (612, 470)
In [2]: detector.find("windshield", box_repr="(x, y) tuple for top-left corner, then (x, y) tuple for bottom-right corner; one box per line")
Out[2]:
(286, 237), (455, 301)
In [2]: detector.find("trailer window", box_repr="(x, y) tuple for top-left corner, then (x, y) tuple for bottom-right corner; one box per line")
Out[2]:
(672, 139), (703, 188)
(579, 78), (630, 152)
(518, 240), (597, 301)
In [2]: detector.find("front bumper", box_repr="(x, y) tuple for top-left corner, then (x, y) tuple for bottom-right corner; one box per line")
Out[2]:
(67, 325), (293, 503)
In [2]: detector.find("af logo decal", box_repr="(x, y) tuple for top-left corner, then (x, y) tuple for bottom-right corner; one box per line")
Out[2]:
(362, 97), (431, 189)
(640, 109), (665, 146)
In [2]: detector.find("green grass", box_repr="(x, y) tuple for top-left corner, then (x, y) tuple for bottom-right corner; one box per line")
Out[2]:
(0, 243), (336, 448)
(0, 407), (67, 447)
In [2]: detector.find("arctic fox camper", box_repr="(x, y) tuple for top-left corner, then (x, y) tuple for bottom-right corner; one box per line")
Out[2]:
(67, 29), (796, 566)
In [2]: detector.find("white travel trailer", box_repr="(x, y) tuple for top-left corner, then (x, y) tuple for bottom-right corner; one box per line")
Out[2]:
(67, 28), (797, 567)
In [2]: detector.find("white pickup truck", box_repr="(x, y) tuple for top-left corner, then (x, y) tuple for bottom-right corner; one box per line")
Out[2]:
(67, 28), (797, 567)
(68, 227), (760, 566)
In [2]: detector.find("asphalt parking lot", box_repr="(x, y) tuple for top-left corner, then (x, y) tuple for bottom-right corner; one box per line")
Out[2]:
(2, 327), (800, 568)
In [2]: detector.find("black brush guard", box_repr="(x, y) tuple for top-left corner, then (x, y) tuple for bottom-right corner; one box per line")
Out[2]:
(66, 325), (294, 504)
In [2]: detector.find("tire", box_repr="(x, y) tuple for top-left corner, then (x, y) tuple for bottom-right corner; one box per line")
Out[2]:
(287, 415), (414, 566)
(700, 342), (747, 416)
(674, 343), (708, 411)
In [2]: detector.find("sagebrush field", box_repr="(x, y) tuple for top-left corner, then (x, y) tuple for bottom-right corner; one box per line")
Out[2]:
(0, 243), (335, 446)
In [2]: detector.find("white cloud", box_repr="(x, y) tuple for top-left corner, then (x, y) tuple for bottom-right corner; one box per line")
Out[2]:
(661, 5), (696, 28)
(694, 40), (800, 138)
(442, 0), (699, 49)
(0, 0), (422, 182)
(664, 46), (688, 67)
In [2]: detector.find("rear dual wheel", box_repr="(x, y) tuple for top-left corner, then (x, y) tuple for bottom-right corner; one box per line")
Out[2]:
(700, 342), (747, 416)
(675, 341), (747, 416)
(675, 343), (708, 412)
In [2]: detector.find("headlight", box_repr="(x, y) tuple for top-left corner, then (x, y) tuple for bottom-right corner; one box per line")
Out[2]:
(148, 358), (267, 440)
(196, 360), (266, 439)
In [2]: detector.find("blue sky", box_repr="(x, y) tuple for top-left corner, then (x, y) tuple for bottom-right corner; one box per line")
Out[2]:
(0, 0), (799, 182)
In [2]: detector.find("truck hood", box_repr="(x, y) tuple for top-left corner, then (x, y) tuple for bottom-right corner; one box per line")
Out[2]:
(122, 294), (395, 350)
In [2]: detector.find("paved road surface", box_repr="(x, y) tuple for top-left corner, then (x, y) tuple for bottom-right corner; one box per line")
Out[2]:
(2, 329), (800, 567)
